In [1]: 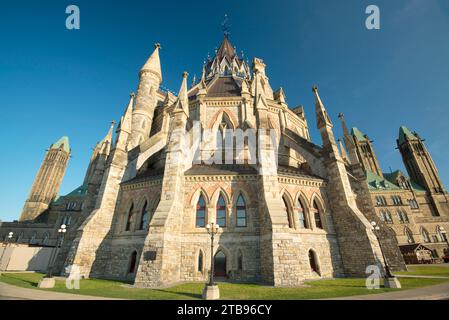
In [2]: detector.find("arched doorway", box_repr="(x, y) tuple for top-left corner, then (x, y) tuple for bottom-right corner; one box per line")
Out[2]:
(128, 251), (138, 274)
(308, 250), (320, 275)
(214, 250), (227, 277)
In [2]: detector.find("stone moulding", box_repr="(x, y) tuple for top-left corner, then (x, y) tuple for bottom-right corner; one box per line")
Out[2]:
(121, 179), (163, 191)
(278, 176), (326, 187)
(185, 174), (258, 182)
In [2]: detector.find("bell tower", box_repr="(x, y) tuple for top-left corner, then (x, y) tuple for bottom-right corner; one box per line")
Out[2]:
(20, 136), (71, 221)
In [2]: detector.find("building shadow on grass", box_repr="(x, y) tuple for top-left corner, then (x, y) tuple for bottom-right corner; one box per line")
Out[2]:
(152, 289), (202, 300)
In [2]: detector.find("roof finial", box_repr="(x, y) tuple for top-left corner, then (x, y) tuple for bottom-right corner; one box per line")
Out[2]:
(222, 14), (231, 38)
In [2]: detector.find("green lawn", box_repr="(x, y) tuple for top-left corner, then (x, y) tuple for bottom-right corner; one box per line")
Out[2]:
(1, 271), (449, 300)
(396, 264), (449, 277)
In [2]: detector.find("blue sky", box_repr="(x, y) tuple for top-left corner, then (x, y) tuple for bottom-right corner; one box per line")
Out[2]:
(1, 0), (448, 222)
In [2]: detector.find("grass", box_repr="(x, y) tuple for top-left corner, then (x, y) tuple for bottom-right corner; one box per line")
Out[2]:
(396, 264), (449, 277)
(1, 270), (449, 300)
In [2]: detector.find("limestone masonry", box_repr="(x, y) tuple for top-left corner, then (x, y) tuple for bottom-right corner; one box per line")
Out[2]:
(1, 35), (448, 287)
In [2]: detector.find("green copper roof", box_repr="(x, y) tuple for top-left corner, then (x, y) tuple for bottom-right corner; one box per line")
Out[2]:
(398, 126), (417, 145)
(366, 170), (402, 191)
(53, 184), (87, 204)
(383, 170), (427, 193)
(51, 136), (70, 153)
(351, 127), (367, 141)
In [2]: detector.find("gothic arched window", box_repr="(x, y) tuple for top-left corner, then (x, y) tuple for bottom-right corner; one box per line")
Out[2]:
(313, 200), (323, 229)
(42, 232), (49, 246)
(196, 194), (206, 228)
(125, 204), (134, 231)
(421, 228), (430, 243)
(139, 201), (149, 230)
(198, 250), (204, 272)
(236, 194), (247, 227)
(237, 249), (243, 271)
(29, 232), (37, 245)
(128, 251), (138, 274)
(308, 250), (320, 274)
(216, 194), (227, 227)
(298, 198), (308, 229)
(405, 228), (415, 244)
(282, 196), (294, 228)
(217, 114), (234, 165)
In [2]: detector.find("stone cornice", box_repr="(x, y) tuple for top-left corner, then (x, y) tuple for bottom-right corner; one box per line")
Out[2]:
(185, 174), (257, 182)
(122, 178), (163, 191)
(278, 175), (326, 187)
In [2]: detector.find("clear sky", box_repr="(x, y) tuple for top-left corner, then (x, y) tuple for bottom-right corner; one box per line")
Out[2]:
(1, 0), (448, 222)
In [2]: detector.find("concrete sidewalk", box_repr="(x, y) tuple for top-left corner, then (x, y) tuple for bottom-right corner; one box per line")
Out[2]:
(328, 281), (449, 300)
(0, 282), (122, 300)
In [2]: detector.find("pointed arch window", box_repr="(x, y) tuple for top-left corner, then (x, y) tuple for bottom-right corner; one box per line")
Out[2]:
(217, 114), (234, 165)
(437, 226), (448, 243)
(405, 228), (415, 244)
(237, 249), (243, 271)
(282, 196), (294, 228)
(313, 200), (323, 229)
(128, 251), (138, 274)
(198, 250), (204, 272)
(196, 194), (206, 228)
(216, 194), (227, 227)
(236, 194), (247, 227)
(308, 250), (320, 274)
(29, 232), (37, 245)
(139, 201), (149, 230)
(421, 228), (430, 243)
(298, 198), (308, 229)
(125, 204), (134, 231)
(42, 232), (50, 246)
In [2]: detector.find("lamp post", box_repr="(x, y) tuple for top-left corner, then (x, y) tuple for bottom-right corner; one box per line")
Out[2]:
(38, 224), (66, 288)
(0, 232), (14, 272)
(202, 222), (220, 300)
(371, 221), (401, 288)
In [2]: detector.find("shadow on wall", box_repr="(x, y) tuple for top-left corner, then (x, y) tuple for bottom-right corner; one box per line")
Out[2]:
(0, 245), (53, 272)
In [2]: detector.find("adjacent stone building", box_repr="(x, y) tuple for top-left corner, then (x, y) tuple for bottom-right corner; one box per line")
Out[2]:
(1, 34), (448, 287)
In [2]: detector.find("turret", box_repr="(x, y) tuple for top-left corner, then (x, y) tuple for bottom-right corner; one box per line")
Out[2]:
(129, 44), (162, 148)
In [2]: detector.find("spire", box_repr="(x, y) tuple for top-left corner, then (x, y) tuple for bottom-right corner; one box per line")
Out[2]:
(99, 121), (115, 155)
(51, 136), (70, 153)
(140, 43), (162, 82)
(174, 72), (189, 115)
(338, 138), (349, 162)
(216, 34), (236, 60)
(312, 86), (333, 128)
(190, 74), (197, 89)
(338, 112), (350, 137)
(119, 93), (135, 134)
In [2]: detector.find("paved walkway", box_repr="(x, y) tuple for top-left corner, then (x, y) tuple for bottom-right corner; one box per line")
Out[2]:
(328, 281), (449, 300)
(0, 282), (122, 300)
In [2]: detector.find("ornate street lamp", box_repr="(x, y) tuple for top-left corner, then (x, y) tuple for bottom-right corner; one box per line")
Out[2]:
(0, 232), (14, 271)
(202, 222), (220, 300)
(38, 224), (67, 288)
(371, 221), (401, 288)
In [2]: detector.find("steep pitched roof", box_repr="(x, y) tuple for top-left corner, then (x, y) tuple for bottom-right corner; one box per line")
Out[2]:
(383, 170), (427, 193)
(51, 136), (70, 153)
(398, 126), (418, 144)
(216, 35), (236, 60)
(351, 127), (367, 142)
(207, 76), (241, 97)
(366, 170), (401, 191)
